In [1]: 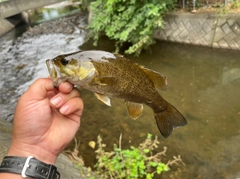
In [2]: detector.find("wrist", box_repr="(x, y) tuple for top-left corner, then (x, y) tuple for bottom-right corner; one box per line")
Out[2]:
(7, 142), (58, 165)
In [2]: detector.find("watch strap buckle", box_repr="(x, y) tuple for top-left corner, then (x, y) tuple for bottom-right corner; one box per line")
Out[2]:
(21, 156), (34, 178)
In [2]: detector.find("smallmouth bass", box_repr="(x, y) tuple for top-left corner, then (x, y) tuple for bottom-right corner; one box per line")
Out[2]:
(46, 50), (187, 138)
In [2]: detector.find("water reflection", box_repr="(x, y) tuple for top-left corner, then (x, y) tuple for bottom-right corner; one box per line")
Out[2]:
(42, 10), (60, 20)
(27, 2), (82, 24)
(1, 27), (240, 178)
(222, 67), (240, 85)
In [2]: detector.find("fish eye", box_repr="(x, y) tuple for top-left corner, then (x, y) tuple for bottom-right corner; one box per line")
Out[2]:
(61, 58), (69, 66)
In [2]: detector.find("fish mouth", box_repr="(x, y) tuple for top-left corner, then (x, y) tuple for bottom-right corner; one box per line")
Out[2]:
(46, 59), (56, 78)
(46, 59), (66, 87)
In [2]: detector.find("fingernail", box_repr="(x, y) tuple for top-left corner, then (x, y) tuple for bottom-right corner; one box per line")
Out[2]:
(63, 82), (72, 90)
(60, 105), (69, 114)
(50, 96), (62, 106)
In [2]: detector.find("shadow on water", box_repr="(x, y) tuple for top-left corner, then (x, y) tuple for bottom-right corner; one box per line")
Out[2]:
(1, 23), (240, 178)
(29, 3), (82, 25)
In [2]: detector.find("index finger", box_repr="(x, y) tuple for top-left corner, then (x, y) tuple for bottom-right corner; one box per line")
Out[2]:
(23, 78), (55, 101)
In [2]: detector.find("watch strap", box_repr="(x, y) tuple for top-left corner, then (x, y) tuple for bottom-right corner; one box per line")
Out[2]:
(0, 156), (60, 179)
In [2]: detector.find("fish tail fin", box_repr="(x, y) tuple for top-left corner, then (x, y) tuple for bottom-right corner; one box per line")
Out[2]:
(154, 102), (187, 138)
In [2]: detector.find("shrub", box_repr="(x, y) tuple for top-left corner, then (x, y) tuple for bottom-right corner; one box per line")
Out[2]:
(87, 0), (176, 56)
(93, 134), (184, 179)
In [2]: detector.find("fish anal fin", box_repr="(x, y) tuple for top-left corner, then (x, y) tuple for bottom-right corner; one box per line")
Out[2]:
(155, 103), (187, 138)
(90, 76), (116, 86)
(126, 101), (143, 120)
(141, 67), (168, 91)
(94, 93), (111, 106)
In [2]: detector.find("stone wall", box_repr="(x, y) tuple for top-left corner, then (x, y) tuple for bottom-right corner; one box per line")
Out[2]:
(154, 12), (240, 50)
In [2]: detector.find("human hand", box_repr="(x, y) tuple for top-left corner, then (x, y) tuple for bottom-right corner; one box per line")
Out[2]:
(7, 78), (83, 164)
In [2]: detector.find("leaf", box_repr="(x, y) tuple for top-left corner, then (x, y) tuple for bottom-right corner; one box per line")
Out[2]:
(143, 149), (150, 153)
(147, 133), (152, 139)
(146, 173), (153, 179)
(149, 161), (157, 167)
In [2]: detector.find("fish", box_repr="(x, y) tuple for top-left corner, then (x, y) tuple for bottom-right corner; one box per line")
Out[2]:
(46, 50), (187, 138)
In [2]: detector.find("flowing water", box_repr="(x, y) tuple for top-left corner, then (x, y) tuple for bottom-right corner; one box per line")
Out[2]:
(1, 16), (240, 179)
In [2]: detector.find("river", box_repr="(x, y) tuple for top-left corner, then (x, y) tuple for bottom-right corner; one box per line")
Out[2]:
(1, 11), (240, 179)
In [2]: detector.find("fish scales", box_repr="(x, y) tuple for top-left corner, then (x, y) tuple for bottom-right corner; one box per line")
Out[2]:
(92, 56), (162, 105)
(46, 50), (187, 138)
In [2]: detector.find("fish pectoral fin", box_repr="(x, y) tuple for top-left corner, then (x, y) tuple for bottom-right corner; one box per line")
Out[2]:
(141, 67), (168, 91)
(126, 101), (143, 120)
(94, 93), (111, 106)
(90, 76), (117, 86)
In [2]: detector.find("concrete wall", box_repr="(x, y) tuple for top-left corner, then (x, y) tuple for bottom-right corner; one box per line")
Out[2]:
(0, 0), (66, 36)
(0, 14), (14, 37)
(154, 12), (240, 50)
(0, 0), (66, 18)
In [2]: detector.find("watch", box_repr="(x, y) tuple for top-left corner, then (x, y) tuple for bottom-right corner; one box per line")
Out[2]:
(0, 156), (60, 179)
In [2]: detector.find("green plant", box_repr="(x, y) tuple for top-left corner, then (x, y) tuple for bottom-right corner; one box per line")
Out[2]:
(93, 134), (184, 179)
(78, 0), (94, 10)
(87, 0), (176, 56)
(231, 0), (240, 9)
(217, 0), (240, 15)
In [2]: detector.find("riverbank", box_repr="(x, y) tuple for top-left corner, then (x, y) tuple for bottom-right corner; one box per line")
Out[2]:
(3, 10), (240, 51)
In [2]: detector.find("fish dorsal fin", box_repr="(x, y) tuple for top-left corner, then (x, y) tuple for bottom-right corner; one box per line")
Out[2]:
(126, 101), (143, 120)
(94, 93), (111, 106)
(90, 76), (116, 86)
(141, 67), (168, 91)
